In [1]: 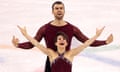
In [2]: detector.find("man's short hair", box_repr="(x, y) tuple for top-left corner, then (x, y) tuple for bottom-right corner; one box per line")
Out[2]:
(52, 1), (64, 10)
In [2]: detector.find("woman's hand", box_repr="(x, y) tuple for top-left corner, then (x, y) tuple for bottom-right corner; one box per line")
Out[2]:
(17, 25), (27, 36)
(96, 26), (105, 37)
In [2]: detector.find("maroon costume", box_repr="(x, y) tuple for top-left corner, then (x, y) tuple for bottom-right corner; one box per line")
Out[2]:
(51, 52), (72, 72)
(18, 21), (106, 72)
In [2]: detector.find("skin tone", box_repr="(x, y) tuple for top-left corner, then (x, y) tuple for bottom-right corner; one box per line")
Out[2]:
(12, 3), (113, 49)
(17, 26), (104, 64)
(51, 4), (66, 26)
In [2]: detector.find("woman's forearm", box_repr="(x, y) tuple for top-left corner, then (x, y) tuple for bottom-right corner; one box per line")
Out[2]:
(82, 35), (98, 48)
(70, 35), (99, 56)
(24, 34), (49, 55)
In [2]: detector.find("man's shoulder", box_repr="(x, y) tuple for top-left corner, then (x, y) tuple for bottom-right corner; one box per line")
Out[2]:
(36, 22), (51, 31)
(66, 21), (77, 28)
(40, 21), (51, 27)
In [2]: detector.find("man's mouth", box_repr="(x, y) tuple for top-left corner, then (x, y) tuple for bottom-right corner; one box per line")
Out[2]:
(57, 14), (62, 16)
(57, 12), (62, 15)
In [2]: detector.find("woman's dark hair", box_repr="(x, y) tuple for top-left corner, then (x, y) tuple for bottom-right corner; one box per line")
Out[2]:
(54, 31), (69, 51)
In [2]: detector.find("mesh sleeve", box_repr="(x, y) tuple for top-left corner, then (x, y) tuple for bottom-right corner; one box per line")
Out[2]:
(73, 26), (106, 47)
(18, 25), (46, 49)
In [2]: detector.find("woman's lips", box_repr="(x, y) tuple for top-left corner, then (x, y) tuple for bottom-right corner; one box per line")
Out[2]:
(59, 43), (64, 45)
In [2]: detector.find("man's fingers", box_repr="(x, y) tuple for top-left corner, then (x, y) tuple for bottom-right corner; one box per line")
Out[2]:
(13, 35), (16, 40)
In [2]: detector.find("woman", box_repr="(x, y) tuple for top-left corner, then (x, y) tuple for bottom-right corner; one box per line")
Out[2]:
(18, 26), (104, 72)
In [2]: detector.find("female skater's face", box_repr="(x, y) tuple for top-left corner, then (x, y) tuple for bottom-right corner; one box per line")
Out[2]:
(55, 35), (68, 48)
(52, 4), (65, 20)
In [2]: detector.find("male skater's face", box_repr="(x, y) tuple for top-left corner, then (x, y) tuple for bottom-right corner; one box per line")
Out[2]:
(52, 4), (65, 20)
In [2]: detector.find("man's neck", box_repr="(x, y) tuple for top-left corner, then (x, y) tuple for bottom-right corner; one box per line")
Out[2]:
(51, 19), (67, 26)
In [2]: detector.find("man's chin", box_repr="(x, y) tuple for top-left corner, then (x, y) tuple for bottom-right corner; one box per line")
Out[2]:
(57, 17), (63, 20)
(56, 16), (63, 20)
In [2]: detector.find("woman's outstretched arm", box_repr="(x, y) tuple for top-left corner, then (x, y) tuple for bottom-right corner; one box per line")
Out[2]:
(17, 26), (53, 56)
(69, 27), (105, 57)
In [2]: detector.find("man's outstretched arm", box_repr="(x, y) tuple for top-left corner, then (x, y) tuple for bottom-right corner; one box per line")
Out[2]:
(70, 27), (105, 57)
(73, 26), (113, 46)
(12, 25), (46, 49)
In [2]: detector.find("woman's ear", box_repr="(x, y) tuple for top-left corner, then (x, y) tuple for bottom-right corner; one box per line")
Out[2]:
(66, 42), (68, 46)
(55, 42), (57, 46)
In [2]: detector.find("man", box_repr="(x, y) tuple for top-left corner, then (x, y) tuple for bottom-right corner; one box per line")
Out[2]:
(12, 1), (113, 72)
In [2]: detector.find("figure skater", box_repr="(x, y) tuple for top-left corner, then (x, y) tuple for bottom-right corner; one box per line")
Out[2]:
(17, 26), (104, 72)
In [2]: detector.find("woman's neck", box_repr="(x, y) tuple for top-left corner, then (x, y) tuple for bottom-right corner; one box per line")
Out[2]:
(57, 47), (66, 54)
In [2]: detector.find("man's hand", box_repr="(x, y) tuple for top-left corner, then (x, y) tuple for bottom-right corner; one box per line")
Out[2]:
(106, 34), (113, 44)
(12, 36), (19, 47)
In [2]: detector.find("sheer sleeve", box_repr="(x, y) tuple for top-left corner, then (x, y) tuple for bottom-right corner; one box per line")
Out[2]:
(73, 26), (106, 47)
(18, 25), (46, 49)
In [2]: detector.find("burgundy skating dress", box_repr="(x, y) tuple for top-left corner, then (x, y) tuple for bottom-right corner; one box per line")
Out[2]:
(51, 52), (72, 72)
